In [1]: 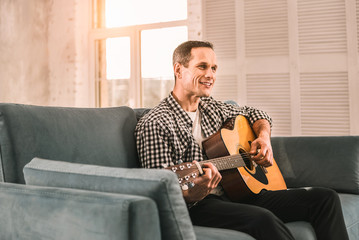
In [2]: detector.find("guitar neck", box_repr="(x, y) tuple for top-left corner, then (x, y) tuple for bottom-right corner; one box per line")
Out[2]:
(201, 154), (246, 171)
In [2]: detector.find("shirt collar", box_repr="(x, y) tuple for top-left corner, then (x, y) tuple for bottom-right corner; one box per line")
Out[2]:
(166, 93), (193, 128)
(166, 93), (219, 137)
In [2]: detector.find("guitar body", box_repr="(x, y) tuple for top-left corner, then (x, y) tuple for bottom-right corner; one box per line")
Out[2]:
(202, 115), (287, 202)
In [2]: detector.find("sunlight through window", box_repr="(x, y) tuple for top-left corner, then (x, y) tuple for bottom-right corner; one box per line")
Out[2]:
(106, 37), (130, 79)
(94, 0), (188, 107)
(141, 26), (188, 79)
(105, 0), (187, 28)
(141, 26), (188, 107)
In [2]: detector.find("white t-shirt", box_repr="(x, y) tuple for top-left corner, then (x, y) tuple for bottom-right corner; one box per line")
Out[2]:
(186, 109), (224, 196)
(186, 110), (205, 149)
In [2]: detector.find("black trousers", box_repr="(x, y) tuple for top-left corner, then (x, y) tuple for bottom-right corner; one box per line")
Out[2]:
(189, 187), (349, 240)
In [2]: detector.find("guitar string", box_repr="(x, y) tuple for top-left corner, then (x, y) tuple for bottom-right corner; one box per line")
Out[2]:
(177, 152), (253, 182)
(203, 152), (251, 165)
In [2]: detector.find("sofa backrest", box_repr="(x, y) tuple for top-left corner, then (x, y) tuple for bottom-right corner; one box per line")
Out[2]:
(0, 103), (139, 184)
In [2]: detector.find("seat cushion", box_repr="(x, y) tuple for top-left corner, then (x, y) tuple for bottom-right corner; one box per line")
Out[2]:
(285, 222), (316, 240)
(194, 222), (316, 240)
(194, 226), (255, 240)
(339, 193), (359, 239)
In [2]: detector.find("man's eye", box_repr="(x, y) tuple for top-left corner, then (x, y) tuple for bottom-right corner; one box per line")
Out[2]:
(211, 67), (217, 72)
(198, 65), (206, 69)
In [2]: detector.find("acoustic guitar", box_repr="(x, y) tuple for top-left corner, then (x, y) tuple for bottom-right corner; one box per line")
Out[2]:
(166, 115), (287, 202)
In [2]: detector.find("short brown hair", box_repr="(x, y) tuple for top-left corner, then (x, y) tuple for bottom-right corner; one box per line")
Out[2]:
(172, 40), (214, 67)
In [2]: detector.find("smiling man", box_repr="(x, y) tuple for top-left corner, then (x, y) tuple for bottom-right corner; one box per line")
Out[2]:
(135, 41), (348, 240)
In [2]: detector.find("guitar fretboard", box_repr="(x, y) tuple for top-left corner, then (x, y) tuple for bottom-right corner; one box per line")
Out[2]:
(201, 154), (247, 171)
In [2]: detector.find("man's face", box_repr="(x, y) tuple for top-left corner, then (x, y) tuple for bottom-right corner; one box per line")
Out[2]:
(177, 47), (217, 98)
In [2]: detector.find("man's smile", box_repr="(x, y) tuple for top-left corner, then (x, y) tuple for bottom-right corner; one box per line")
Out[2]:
(199, 81), (213, 87)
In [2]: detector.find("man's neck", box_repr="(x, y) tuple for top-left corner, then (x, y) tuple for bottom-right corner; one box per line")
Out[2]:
(171, 91), (200, 112)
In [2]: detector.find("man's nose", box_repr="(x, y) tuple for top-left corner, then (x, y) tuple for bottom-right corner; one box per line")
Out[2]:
(205, 68), (214, 78)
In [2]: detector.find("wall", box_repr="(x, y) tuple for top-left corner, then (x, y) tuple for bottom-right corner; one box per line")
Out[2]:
(48, 0), (91, 107)
(0, 0), (91, 107)
(188, 0), (203, 40)
(0, 0), (50, 105)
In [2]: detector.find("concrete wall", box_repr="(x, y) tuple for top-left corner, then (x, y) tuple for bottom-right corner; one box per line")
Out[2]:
(0, 0), (91, 107)
(0, 0), (50, 105)
(48, 0), (91, 107)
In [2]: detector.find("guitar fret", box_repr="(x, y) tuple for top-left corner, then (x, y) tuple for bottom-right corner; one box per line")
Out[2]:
(202, 154), (246, 171)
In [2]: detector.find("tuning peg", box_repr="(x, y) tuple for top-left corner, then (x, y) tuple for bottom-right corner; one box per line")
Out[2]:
(181, 184), (189, 191)
(188, 182), (195, 188)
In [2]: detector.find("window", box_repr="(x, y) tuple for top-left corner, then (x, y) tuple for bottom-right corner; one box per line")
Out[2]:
(141, 26), (188, 107)
(92, 0), (188, 108)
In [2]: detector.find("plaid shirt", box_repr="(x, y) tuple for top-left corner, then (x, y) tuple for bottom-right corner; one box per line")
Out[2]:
(135, 93), (272, 169)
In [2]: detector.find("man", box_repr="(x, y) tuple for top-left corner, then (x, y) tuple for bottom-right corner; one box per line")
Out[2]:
(135, 40), (348, 240)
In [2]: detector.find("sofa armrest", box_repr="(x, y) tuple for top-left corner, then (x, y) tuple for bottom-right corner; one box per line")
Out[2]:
(0, 182), (160, 240)
(23, 158), (195, 240)
(271, 136), (359, 194)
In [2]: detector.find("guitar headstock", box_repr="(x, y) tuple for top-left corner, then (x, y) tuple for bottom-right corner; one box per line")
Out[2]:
(165, 162), (200, 191)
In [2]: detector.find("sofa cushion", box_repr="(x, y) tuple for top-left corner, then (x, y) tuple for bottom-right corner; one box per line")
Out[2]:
(133, 108), (151, 121)
(0, 182), (160, 240)
(272, 136), (359, 194)
(285, 222), (316, 240)
(193, 226), (255, 240)
(339, 193), (359, 239)
(23, 157), (196, 240)
(0, 103), (139, 183)
(194, 220), (316, 240)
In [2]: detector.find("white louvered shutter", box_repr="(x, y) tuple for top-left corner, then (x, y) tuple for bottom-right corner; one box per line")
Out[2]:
(298, 0), (350, 135)
(247, 73), (291, 136)
(203, 0), (239, 102)
(202, 0), (359, 136)
(243, 0), (291, 136)
(298, 0), (347, 54)
(300, 72), (350, 135)
(244, 0), (289, 57)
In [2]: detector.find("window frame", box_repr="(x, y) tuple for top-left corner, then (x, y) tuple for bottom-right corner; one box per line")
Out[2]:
(90, 0), (188, 108)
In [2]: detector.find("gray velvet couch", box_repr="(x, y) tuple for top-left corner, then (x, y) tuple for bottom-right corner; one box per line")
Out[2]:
(0, 103), (358, 240)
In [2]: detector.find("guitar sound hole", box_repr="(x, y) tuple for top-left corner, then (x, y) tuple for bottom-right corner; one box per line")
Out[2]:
(239, 149), (253, 170)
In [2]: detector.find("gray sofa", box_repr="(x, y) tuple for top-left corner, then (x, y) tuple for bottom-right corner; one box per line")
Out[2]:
(0, 103), (358, 240)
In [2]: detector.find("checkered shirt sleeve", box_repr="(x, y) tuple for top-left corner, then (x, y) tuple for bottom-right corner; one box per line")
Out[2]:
(223, 102), (273, 127)
(136, 118), (172, 169)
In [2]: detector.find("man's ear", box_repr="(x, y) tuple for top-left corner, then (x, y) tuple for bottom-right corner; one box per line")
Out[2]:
(173, 62), (182, 80)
